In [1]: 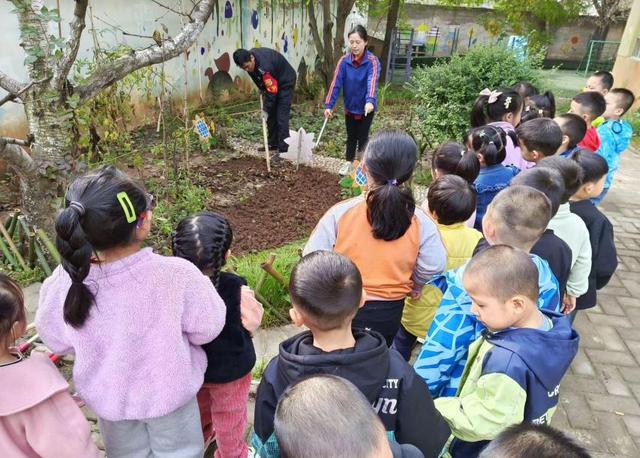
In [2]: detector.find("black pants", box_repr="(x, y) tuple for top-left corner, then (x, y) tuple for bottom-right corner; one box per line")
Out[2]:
(392, 324), (419, 361)
(345, 113), (374, 162)
(352, 298), (405, 347)
(263, 85), (294, 152)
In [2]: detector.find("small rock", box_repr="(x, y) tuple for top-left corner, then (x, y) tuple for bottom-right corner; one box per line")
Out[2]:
(81, 405), (98, 422)
(91, 431), (105, 450)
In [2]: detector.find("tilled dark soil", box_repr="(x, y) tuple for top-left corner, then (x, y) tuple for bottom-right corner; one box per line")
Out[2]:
(194, 156), (341, 254)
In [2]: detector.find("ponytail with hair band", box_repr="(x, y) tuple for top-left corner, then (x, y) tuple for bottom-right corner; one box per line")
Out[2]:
(55, 165), (149, 328)
(364, 131), (417, 241)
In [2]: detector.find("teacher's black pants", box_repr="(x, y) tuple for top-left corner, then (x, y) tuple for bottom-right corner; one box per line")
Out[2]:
(345, 112), (375, 162)
(263, 85), (294, 152)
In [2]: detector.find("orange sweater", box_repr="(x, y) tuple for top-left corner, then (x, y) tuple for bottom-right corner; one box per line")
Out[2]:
(304, 197), (447, 300)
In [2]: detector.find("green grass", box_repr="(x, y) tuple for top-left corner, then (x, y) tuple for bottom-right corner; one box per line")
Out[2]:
(539, 69), (585, 99)
(227, 240), (305, 327)
(215, 83), (416, 160)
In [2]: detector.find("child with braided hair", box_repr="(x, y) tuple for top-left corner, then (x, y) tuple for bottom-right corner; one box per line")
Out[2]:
(468, 125), (519, 231)
(172, 211), (263, 458)
(36, 165), (226, 457)
(470, 88), (530, 170)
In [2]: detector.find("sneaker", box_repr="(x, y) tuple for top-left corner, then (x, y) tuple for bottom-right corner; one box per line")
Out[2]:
(338, 161), (353, 176)
(271, 152), (283, 163)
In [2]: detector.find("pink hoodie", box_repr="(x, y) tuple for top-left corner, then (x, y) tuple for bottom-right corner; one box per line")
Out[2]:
(489, 121), (535, 170)
(0, 353), (100, 457)
(36, 248), (226, 421)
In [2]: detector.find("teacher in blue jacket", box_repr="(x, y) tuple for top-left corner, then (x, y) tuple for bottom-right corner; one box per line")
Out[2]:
(324, 25), (381, 175)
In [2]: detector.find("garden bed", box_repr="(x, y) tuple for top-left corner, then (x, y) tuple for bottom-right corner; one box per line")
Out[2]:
(190, 155), (341, 254)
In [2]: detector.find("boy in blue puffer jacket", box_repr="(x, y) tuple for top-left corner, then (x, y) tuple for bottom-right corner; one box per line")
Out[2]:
(414, 186), (561, 398)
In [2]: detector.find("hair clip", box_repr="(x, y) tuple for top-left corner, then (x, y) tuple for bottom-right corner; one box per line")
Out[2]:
(117, 192), (137, 223)
(480, 88), (502, 104)
(460, 150), (465, 157)
(504, 97), (512, 109)
(387, 179), (398, 186)
(68, 201), (85, 216)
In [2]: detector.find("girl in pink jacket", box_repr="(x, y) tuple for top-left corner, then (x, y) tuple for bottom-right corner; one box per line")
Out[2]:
(36, 166), (227, 457)
(0, 274), (100, 458)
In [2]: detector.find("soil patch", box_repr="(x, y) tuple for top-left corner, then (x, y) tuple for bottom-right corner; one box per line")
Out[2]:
(194, 156), (341, 254)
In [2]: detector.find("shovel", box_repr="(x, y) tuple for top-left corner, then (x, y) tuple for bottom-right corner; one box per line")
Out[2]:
(259, 94), (271, 173)
(315, 116), (329, 148)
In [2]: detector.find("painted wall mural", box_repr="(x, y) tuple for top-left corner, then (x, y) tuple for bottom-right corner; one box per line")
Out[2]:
(0, 0), (354, 133)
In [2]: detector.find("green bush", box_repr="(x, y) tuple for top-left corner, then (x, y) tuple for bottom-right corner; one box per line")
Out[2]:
(410, 45), (543, 149)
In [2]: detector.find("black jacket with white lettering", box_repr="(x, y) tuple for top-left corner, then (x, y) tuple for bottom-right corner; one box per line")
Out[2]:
(251, 329), (450, 458)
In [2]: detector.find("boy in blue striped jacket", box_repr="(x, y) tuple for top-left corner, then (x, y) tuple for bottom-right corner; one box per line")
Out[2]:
(414, 186), (561, 398)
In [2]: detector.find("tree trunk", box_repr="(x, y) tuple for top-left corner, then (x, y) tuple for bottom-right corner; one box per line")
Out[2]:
(20, 89), (75, 232)
(1, 0), (215, 234)
(380, 0), (401, 84)
(308, 0), (355, 89)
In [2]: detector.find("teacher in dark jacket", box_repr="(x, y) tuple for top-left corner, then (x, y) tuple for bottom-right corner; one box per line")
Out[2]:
(233, 48), (297, 157)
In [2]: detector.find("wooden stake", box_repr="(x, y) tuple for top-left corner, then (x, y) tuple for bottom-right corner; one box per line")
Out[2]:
(255, 253), (275, 293)
(56, 0), (62, 38)
(260, 262), (288, 290)
(0, 234), (19, 269)
(0, 223), (27, 269)
(184, 52), (190, 175)
(36, 228), (61, 265)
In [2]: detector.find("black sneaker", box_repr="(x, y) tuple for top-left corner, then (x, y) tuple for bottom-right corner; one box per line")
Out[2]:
(271, 152), (283, 163)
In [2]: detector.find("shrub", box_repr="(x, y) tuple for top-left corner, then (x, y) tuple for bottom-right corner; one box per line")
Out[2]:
(410, 45), (543, 148)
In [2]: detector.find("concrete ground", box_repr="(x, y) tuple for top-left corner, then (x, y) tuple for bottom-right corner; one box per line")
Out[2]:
(549, 148), (640, 457)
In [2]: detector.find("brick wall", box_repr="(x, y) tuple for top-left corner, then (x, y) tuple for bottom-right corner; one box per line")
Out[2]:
(369, 4), (624, 61)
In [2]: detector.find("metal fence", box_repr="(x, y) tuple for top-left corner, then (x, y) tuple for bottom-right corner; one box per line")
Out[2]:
(577, 40), (621, 76)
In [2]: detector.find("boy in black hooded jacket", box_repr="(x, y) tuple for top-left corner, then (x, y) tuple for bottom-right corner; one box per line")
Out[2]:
(251, 251), (450, 457)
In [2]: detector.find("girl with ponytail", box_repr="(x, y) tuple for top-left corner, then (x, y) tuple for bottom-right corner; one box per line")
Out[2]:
(172, 212), (263, 457)
(470, 87), (533, 170)
(303, 131), (447, 345)
(469, 126), (520, 231)
(36, 165), (226, 457)
(520, 91), (557, 124)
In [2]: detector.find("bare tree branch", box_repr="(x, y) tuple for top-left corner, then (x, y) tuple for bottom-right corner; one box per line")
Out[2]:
(0, 137), (35, 173)
(94, 15), (158, 40)
(0, 70), (26, 95)
(55, 0), (89, 88)
(75, 0), (214, 101)
(308, 0), (325, 59)
(150, 0), (194, 21)
(0, 76), (52, 107)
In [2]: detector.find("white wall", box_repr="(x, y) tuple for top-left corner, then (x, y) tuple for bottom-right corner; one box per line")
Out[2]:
(0, 0), (364, 136)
